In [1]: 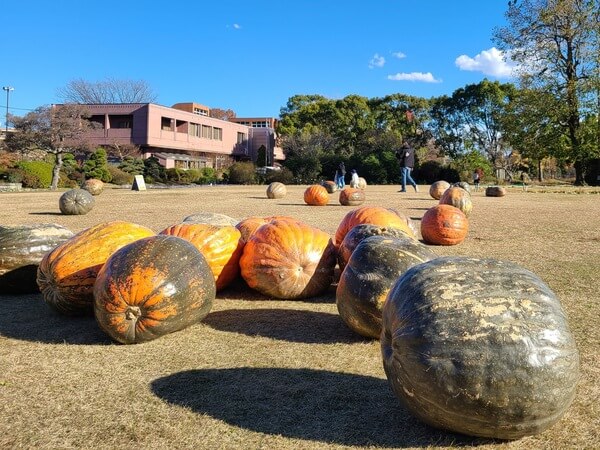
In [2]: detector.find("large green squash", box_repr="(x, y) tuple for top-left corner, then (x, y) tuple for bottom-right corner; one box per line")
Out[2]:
(59, 189), (95, 215)
(336, 235), (436, 339)
(93, 235), (216, 344)
(0, 224), (74, 294)
(381, 256), (580, 439)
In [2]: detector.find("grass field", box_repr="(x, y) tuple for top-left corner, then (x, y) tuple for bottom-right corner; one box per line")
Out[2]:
(1, 184), (598, 449)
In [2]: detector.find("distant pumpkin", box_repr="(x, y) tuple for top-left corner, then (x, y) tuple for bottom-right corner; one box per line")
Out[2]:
(304, 184), (329, 206)
(339, 187), (365, 206)
(266, 182), (286, 199)
(420, 204), (468, 246)
(429, 180), (450, 200)
(439, 186), (473, 217)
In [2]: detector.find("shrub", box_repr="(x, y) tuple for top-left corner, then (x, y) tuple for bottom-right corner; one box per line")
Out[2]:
(144, 156), (165, 182)
(107, 165), (134, 185)
(15, 160), (53, 188)
(165, 168), (193, 184)
(83, 148), (112, 182)
(119, 156), (145, 175)
(227, 161), (257, 184)
(265, 167), (295, 184)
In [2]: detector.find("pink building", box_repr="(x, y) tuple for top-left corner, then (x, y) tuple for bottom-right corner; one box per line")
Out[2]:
(79, 102), (284, 169)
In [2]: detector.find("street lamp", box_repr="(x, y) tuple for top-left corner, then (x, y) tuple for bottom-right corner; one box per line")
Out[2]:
(3, 86), (14, 134)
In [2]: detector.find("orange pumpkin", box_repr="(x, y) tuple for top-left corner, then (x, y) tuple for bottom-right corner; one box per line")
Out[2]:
(236, 215), (298, 243)
(334, 206), (416, 247)
(303, 184), (329, 206)
(439, 186), (473, 217)
(420, 204), (469, 245)
(37, 221), (155, 315)
(160, 223), (243, 291)
(339, 187), (365, 206)
(239, 218), (336, 299)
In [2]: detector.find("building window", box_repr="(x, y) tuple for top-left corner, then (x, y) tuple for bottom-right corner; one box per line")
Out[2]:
(201, 125), (211, 139)
(176, 120), (187, 133)
(110, 115), (133, 129)
(89, 115), (105, 129)
(193, 107), (208, 116)
(237, 132), (246, 143)
(161, 117), (173, 131)
(213, 127), (222, 141)
(251, 121), (268, 128)
(189, 123), (200, 137)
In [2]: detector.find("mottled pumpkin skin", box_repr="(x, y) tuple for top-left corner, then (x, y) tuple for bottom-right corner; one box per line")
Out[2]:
(337, 224), (412, 272)
(420, 204), (468, 246)
(59, 189), (95, 215)
(486, 186), (507, 197)
(321, 180), (337, 193)
(381, 256), (580, 439)
(239, 219), (336, 299)
(439, 186), (473, 217)
(82, 179), (104, 196)
(94, 235), (215, 344)
(336, 235), (436, 339)
(453, 181), (471, 193)
(0, 224), (74, 294)
(429, 180), (451, 200)
(334, 206), (416, 247)
(266, 182), (287, 199)
(303, 184), (329, 206)
(338, 187), (365, 206)
(182, 212), (238, 226)
(235, 216), (298, 243)
(160, 223), (243, 291)
(37, 221), (155, 315)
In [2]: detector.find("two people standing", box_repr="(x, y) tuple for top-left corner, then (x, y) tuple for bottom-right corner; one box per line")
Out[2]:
(396, 142), (418, 192)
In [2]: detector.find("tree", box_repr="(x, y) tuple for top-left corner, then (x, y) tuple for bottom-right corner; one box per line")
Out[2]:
(57, 78), (157, 104)
(83, 148), (112, 182)
(494, 0), (600, 184)
(209, 108), (237, 121)
(279, 128), (337, 183)
(5, 104), (94, 190)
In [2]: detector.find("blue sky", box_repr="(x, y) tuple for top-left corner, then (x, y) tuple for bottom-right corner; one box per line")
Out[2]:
(3, 1), (515, 121)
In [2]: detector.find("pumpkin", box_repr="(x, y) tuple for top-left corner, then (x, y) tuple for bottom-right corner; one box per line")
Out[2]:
(486, 186), (507, 197)
(239, 218), (336, 299)
(429, 180), (450, 200)
(357, 177), (367, 189)
(93, 235), (215, 344)
(182, 212), (238, 226)
(439, 186), (473, 217)
(453, 181), (471, 193)
(336, 235), (436, 338)
(59, 189), (95, 215)
(339, 187), (365, 206)
(303, 184), (329, 206)
(160, 223), (243, 290)
(337, 224), (412, 272)
(381, 256), (580, 439)
(420, 204), (468, 246)
(82, 178), (104, 196)
(0, 223), (74, 294)
(266, 182), (286, 199)
(235, 216), (298, 243)
(36, 221), (155, 315)
(334, 206), (416, 247)
(321, 180), (337, 193)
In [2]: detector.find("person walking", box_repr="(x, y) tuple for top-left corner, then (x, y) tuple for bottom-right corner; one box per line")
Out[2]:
(350, 169), (360, 188)
(337, 162), (346, 189)
(396, 142), (418, 192)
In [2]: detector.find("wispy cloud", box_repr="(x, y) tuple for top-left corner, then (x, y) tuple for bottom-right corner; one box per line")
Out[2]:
(232, 23), (241, 29)
(368, 53), (385, 69)
(392, 51), (406, 59)
(455, 47), (517, 78)
(387, 72), (442, 83)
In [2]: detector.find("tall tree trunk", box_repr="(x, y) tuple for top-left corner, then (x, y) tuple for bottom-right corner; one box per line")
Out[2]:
(51, 151), (63, 190)
(538, 159), (544, 182)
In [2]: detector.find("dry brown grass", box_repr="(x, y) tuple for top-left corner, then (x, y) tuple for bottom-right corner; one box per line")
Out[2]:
(1, 184), (599, 449)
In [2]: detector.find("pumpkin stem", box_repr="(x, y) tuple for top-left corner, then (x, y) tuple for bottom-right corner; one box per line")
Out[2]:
(125, 306), (142, 321)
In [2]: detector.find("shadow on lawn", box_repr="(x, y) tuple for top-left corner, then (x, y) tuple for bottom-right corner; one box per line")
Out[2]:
(151, 367), (491, 448)
(204, 308), (366, 344)
(0, 293), (111, 345)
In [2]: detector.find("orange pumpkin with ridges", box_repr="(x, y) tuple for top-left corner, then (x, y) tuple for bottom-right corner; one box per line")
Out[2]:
(420, 204), (468, 245)
(439, 186), (473, 217)
(235, 216), (299, 243)
(303, 184), (329, 206)
(37, 221), (155, 315)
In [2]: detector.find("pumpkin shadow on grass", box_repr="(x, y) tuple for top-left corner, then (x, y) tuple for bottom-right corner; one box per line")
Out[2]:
(204, 308), (366, 344)
(28, 212), (64, 216)
(0, 294), (111, 345)
(218, 277), (336, 304)
(151, 368), (492, 448)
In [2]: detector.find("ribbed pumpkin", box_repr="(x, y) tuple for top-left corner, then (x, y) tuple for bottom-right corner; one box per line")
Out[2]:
(159, 223), (243, 290)
(429, 180), (450, 200)
(303, 184), (329, 206)
(59, 189), (95, 215)
(182, 212), (238, 226)
(439, 186), (473, 217)
(334, 206), (416, 247)
(266, 182), (287, 199)
(339, 187), (365, 206)
(239, 218), (336, 299)
(453, 181), (471, 193)
(420, 204), (468, 246)
(336, 235), (436, 338)
(321, 180), (337, 193)
(235, 215), (298, 243)
(381, 256), (580, 439)
(82, 178), (104, 196)
(93, 235), (215, 344)
(36, 221), (155, 315)
(357, 177), (367, 189)
(337, 224), (412, 272)
(0, 224), (74, 294)
(486, 186), (507, 197)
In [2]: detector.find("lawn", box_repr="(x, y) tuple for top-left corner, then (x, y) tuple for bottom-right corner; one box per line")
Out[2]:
(1, 184), (598, 449)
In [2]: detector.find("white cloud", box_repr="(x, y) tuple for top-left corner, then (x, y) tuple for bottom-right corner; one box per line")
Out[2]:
(369, 53), (385, 69)
(387, 72), (442, 83)
(233, 23), (241, 29)
(455, 47), (517, 78)
(392, 51), (406, 59)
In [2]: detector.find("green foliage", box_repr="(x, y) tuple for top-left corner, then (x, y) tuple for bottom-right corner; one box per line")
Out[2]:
(165, 168), (194, 184)
(450, 150), (494, 182)
(227, 161), (257, 184)
(107, 165), (134, 185)
(14, 160), (53, 188)
(264, 167), (295, 184)
(256, 145), (267, 168)
(83, 148), (112, 182)
(118, 156), (145, 174)
(196, 167), (218, 185)
(143, 156), (165, 183)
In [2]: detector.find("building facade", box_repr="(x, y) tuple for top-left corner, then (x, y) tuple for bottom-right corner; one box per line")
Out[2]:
(78, 102), (284, 170)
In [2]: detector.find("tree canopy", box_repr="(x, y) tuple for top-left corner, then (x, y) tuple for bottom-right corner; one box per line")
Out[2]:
(57, 78), (157, 104)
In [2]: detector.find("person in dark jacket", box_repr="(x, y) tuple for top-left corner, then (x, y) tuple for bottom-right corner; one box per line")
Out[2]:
(337, 162), (346, 188)
(396, 142), (418, 192)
